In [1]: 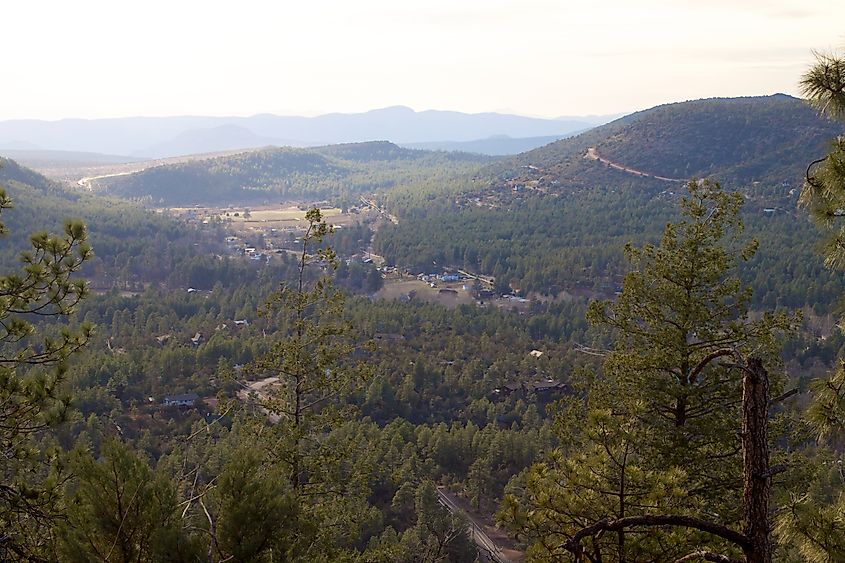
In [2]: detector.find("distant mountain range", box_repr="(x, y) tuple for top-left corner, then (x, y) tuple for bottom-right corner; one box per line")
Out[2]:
(0, 107), (613, 160)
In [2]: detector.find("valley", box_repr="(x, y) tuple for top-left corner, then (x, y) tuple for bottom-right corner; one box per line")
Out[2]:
(2, 90), (845, 562)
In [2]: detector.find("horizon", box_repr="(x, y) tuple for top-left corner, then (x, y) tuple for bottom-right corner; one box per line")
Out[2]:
(3, 0), (843, 122)
(0, 104), (621, 124)
(0, 93), (796, 125)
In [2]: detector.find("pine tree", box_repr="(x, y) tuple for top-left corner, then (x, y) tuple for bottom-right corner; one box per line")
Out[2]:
(587, 180), (792, 517)
(59, 440), (197, 563)
(502, 182), (792, 562)
(236, 208), (374, 559)
(775, 48), (845, 563)
(799, 50), (845, 269)
(0, 182), (92, 560)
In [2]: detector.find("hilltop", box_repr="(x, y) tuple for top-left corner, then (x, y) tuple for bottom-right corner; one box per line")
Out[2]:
(483, 94), (842, 192)
(100, 141), (492, 205)
(0, 156), (63, 193)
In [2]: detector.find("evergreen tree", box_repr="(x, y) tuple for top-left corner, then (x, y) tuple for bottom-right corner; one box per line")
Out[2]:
(502, 182), (791, 562)
(776, 48), (845, 563)
(800, 50), (845, 268)
(399, 481), (476, 563)
(59, 440), (197, 563)
(587, 180), (793, 514)
(0, 182), (92, 560)
(240, 208), (374, 558)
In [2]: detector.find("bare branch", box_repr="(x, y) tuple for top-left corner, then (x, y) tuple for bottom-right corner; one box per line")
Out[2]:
(564, 515), (751, 558)
(688, 348), (735, 384)
(771, 388), (798, 404)
(674, 551), (743, 563)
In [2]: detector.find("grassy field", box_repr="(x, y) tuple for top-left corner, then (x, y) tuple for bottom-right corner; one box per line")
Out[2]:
(376, 278), (474, 308)
(165, 204), (374, 233)
(219, 206), (343, 225)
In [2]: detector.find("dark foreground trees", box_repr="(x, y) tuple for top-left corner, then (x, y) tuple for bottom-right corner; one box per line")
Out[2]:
(776, 48), (845, 562)
(0, 184), (92, 560)
(800, 50), (845, 270)
(500, 181), (793, 562)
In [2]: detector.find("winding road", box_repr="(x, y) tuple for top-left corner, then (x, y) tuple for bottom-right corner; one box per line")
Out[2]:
(585, 147), (685, 183)
(77, 170), (137, 191)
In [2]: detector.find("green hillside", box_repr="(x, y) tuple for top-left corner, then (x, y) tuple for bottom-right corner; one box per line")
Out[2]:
(483, 94), (842, 191)
(0, 156), (60, 192)
(373, 96), (845, 307)
(0, 158), (204, 288)
(596, 94), (841, 184)
(103, 141), (491, 205)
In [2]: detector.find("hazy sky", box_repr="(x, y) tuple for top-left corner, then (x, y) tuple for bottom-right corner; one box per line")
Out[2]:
(3, 0), (844, 120)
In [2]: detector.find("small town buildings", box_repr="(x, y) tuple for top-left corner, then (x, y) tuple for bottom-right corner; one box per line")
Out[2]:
(492, 379), (569, 400)
(163, 393), (199, 407)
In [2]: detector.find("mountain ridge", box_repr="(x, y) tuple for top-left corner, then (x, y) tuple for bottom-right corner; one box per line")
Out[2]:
(481, 94), (842, 191)
(0, 108), (612, 159)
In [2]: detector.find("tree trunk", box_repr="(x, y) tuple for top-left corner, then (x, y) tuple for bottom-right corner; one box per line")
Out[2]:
(741, 358), (771, 563)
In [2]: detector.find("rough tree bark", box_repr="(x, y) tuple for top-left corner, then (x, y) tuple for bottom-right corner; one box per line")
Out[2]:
(741, 358), (772, 563)
(564, 355), (775, 563)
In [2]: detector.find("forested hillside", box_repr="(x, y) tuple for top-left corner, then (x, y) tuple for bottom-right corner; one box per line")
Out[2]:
(372, 95), (845, 307)
(5, 82), (845, 561)
(0, 157), (223, 290)
(482, 94), (842, 190)
(101, 141), (491, 205)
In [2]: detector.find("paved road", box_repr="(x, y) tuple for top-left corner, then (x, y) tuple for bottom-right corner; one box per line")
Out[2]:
(77, 170), (136, 190)
(436, 488), (512, 563)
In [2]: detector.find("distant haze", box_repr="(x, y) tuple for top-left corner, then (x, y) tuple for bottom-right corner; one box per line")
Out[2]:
(0, 107), (609, 158)
(2, 1), (843, 121)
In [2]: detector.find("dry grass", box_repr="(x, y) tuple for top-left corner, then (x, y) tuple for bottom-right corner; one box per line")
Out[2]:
(376, 279), (474, 308)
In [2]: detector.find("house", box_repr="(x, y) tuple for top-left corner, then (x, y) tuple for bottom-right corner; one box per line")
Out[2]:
(234, 319), (249, 327)
(529, 350), (544, 358)
(374, 332), (404, 342)
(497, 382), (523, 396)
(191, 332), (202, 345)
(492, 379), (569, 399)
(163, 393), (199, 407)
(529, 379), (569, 395)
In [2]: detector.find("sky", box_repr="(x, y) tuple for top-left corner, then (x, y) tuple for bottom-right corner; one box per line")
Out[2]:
(3, 0), (844, 121)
